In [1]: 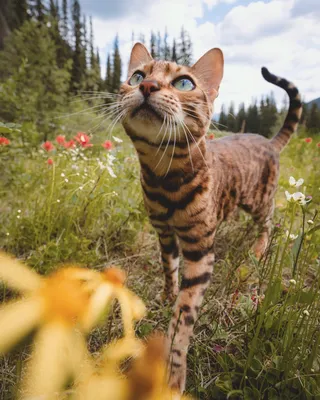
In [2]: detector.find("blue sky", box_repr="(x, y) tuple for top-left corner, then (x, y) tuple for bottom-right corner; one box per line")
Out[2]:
(83, 0), (319, 113)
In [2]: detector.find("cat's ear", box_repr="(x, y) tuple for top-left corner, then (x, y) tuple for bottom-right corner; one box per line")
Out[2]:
(191, 48), (224, 101)
(128, 43), (153, 77)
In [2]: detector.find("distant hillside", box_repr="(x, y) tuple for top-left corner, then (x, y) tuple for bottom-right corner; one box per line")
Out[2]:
(306, 97), (320, 108)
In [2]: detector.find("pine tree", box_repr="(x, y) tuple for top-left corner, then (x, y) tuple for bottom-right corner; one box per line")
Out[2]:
(259, 94), (278, 137)
(150, 31), (157, 58)
(62, 0), (68, 40)
(70, 0), (83, 92)
(163, 27), (170, 60)
(29, 0), (45, 22)
(306, 103), (320, 132)
(246, 102), (259, 133)
(218, 105), (228, 131)
(236, 103), (246, 132)
(227, 102), (237, 132)
(105, 53), (112, 92)
(0, 20), (70, 137)
(157, 31), (161, 59)
(111, 34), (122, 93)
(172, 39), (177, 62)
(177, 27), (192, 66)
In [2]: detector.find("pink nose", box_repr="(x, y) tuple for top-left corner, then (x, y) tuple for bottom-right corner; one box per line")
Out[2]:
(139, 80), (160, 98)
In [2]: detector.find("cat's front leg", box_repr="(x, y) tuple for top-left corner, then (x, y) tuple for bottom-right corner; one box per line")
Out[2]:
(167, 249), (215, 392)
(152, 221), (180, 303)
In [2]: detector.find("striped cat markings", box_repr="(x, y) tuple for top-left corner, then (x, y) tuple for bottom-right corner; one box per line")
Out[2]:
(119, 43), (302, 393)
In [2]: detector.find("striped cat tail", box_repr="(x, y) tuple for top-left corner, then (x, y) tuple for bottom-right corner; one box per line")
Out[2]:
(261, 67), (303, 152)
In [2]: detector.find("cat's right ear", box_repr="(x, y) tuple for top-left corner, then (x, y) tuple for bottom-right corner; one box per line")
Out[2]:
(128, 43), (153, 77)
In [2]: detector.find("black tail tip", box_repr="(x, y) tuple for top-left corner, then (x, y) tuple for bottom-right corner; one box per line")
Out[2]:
(261, 66), (271, 80)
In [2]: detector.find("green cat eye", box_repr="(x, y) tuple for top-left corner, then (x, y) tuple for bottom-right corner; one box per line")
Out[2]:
(173, 77), (195, 91)
(129, 72), (144, 86)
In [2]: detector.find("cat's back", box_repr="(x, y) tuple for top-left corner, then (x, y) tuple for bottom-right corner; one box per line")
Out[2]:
(207, 133), (278, 163)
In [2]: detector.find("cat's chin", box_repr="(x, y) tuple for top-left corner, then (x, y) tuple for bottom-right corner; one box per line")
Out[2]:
(131, 102), (163, 122)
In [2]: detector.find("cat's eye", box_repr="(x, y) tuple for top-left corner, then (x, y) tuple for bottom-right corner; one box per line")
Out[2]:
(129, 72), (144, 86)
(172, 77), (195, 91)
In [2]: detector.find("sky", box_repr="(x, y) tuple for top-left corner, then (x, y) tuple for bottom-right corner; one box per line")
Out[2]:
(80, 0), (319, 113)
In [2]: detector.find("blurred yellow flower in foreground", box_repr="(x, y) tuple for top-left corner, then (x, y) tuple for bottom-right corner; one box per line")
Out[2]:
(0, 252), (190, 400)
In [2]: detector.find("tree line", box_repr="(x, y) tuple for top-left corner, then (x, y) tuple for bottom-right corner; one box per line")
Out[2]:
(218, 95), (320, 137)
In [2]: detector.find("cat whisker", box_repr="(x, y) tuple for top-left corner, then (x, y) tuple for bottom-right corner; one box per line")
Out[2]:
(181, 119), (208, 169)
(155, 115), (172, 172)
(177, 117), (194, 173)
(165, 117), (177, 177)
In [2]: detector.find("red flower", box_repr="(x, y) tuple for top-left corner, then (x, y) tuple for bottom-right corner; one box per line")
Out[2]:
(56, 135), (66, 145)
(64, 139), (75, 149)
(47, 158), (54, 165)
(305, 137), (312, 143)
(42, 141), (55, 152)
(0, 137), (10, 146)
(208, 133), (215, 140)
(102, 140), (113, 150)
(317, 142), (320, 148)
(74, 132), (93, 148)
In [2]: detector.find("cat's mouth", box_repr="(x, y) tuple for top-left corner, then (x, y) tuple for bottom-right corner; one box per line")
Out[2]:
(131, 102), (163, 121)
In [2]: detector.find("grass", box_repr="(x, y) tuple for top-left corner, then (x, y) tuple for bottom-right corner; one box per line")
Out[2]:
(0, 107), (320, 399)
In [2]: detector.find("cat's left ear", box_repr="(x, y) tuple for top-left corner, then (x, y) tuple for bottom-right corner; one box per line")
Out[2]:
(191, 48), (224, 101)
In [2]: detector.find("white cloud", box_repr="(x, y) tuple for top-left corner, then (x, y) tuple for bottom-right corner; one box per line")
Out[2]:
(92, 0), (320, 113)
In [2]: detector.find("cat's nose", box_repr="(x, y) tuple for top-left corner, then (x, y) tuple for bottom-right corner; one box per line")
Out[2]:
(139, 80), (160, 98)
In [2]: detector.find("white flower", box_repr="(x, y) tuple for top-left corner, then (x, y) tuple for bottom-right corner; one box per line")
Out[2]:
(83, 157), (88, 161)
(289, 279), (297, 286)
(106, 165), (117, 178)
(285, 191), (306, 205)
(76, 173), (80, 176)
(303, 309), (310, 317)
(57, 199), (60, 203)
(79, 186), (83, 190)
(58, 153), (63, 157)
(6, 233), (9, 236)
(61, 173), (65, 177)
(72, 156), (77, 161)
(289, 176), (304, 188)
(64, 178), (69, 183)
(107, 154), (116, 164)
(292, 192), (306, 205)
(112, 136), (123, 143)
(17, 215), (20, 219)
(307, 220), (314, 225)
(285, 230), (298, 240)
(17, 210), (21, 213)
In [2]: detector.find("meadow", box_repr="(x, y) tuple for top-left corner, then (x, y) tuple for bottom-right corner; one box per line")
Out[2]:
(0, 102), (320, 399)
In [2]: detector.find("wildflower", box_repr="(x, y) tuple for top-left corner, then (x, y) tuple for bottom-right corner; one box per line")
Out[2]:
(0, 137), (10, 146)
(76, 173), (80, 176)
(64, 139), (76, 149)
(42, 141), (55, 152)
(112, 136), (123, 143)
(75, 132), (93, 148)
(303, 309), (310, 317)
(102, 140), (113, 150)
(285, 230), (298, 240)
(317, 142), (320, 148)
(307, 219), (314, 225)
(47, 158), (54, 165)
(79, 186), (83, 190)
(107, 165), (117, 178)
(0, 253), (146, 398)
(61, 173), (65, 177)
(208, 133), (215, 140)
(289, 176), (304, 188)
(6, 233), (9, 236)
(289, 279), (297, 286)
(304, 137), (312, 143)
(285, 191), (306, 205)
(16, 215), (20, 219)
(57, 199), (60, 203)
(55, 135), (66, 145)
(17, 210), (21, 213)
(65, 178), (69, 183)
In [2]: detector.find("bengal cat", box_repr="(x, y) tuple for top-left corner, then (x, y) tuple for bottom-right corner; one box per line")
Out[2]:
(118, 43), (302, 392)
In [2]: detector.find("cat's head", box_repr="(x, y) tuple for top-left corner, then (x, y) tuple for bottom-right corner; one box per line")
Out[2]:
(119, 43), (223, 142)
